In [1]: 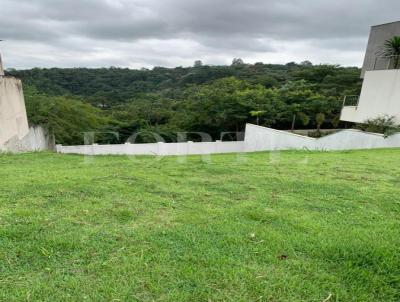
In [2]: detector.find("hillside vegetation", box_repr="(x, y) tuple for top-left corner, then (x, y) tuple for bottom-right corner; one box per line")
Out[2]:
(0, 150), (399, 301)
(8, 62), (362, 144)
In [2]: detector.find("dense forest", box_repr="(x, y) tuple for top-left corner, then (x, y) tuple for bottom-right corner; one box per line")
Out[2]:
(7, 60), (362, 144)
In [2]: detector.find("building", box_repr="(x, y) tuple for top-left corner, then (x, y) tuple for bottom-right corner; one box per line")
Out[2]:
(340, 21), (400, 124)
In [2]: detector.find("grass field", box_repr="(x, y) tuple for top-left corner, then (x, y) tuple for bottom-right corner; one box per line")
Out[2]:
(0, 150), (399, 301)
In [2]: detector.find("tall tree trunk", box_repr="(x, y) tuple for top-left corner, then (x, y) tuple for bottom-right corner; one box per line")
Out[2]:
(291, 114), (296, 132)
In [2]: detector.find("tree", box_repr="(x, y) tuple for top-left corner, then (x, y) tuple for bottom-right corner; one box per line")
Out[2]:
(278, 80), (328, 130)
(378, 36), (400, 68)
(24, 86), (114, 145)
(288, 104), (302, 131)
(232, 58), (244, 66)
(315, 113), (325, 132)
(194, 60), (203, 67)
(7, 62), (361, 144)
(300, 60), (313, 67)
(331, 115), (341, 128)
(178, 77), (282, 139)
(297, 112), (310, 127)
(250, 110), (266, 125)
(180, 77), (252, 137)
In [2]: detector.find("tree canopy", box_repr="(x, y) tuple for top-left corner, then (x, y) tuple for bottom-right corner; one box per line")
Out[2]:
(8, 61), (362, 144)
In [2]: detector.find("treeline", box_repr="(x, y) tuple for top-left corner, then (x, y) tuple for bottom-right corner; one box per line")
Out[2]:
(8, 61), (362, 144)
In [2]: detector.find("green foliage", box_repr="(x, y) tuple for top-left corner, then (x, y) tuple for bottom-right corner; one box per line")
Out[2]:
(176, 77), (283, 139)
(250, 110), (267, 125)
(193, 60), (203, 67)
(331, 115), (341, 128)
(316, 113), (326, 130)
(24, 86), (115, 145)
(357, 115), (400, 137)
(9, 62), (361, 103)
(109, 96), (180, 143)
(1, 150), (400, 301)
(378, 36), (400, 68)
(277, 80), (339, 129)
(379, 36), (400, 57)
(231, 58), (245, 66)
(297, 112), (310, 126)
(9, 62), (362, 144)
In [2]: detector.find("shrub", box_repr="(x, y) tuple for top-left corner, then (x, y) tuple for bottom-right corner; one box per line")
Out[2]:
(357, 115), (400, 137)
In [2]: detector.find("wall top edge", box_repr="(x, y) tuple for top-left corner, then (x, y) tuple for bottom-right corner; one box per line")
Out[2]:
(371, 21), (400, 28)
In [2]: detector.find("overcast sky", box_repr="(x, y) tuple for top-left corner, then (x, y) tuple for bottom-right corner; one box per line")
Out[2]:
(0, 0), (399, 70)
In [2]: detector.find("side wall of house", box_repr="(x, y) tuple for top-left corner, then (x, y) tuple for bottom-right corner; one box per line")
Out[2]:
(341, 69), (400, 123)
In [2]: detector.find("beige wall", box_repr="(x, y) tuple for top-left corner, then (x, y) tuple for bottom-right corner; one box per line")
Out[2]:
(3, 125), (55, 153)
(0, 77), (29, 147)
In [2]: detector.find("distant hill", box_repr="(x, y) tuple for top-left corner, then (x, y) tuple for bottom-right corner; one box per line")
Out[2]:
(8, 62), (361, 106)
(7, 62), (362, 145)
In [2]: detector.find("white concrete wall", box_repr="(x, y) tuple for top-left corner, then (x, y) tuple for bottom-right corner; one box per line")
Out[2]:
(244, 124), (316, 151)
(340, 106), (358, 122)
(0, 77), (29, 147)
(341, 70), (400, 124)
(56, 124), (400, 156)
(2, 125), (54, 153)
(245, 124), (400, 151)
(315, 130), (400, 150)
(57, 140), (246, 156)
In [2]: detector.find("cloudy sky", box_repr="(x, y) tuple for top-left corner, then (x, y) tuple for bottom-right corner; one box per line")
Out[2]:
(0, 0), (399, 69)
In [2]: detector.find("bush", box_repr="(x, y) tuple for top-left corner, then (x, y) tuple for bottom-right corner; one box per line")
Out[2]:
(357, 115), (400, 137)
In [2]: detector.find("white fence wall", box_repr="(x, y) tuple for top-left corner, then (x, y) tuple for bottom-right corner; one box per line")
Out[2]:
(244, 124), (316, 151)
(56, 123), (400, 156)
(245, 124), (400, 151)
(316, 130), (400, 150)
(57, 141), (246, 156)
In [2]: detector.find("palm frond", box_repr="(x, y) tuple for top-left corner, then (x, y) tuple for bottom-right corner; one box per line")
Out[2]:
(377, 36), (400, 57)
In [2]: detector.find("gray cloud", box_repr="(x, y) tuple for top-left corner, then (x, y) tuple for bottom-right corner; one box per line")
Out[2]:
(0, 0), (399, 69)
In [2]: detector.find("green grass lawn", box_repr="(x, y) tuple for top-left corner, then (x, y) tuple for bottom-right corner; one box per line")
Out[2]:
(0, 150), (399, 301)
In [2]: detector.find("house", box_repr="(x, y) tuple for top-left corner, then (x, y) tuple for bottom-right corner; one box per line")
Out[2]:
(340, 21), (400, 124)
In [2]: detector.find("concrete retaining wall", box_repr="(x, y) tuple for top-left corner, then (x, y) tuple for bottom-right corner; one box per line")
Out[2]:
(56, 123), (400, 156)
(0, 77), (29, 147)
(316, 129), (400, 150)
(1, 125), (55, 153)
(244, 124), (316, 151)
(0, 76), (55, 153)
(57, 140), (245, 156)
(246, 124), (400, 151)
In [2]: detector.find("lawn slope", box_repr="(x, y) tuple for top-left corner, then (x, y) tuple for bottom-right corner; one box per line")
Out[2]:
(0, 150), (399, 301)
